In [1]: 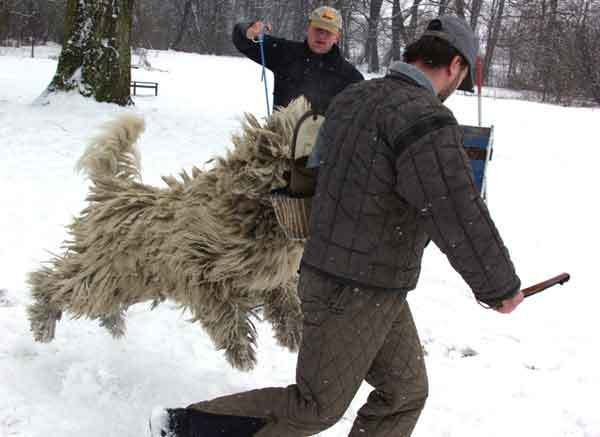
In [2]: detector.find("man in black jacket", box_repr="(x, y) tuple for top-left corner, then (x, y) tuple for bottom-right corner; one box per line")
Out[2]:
(150, 15), (524, 437)
(232, 6), (363, 115)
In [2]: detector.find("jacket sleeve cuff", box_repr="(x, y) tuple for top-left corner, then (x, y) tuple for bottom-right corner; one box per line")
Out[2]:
(240, 21), (256, 38)
(232, 21), (256, 49)
(476, 279), (521, 308)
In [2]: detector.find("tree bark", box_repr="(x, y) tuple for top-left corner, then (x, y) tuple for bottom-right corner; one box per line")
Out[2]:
(170, 0), (192, 50)
(407, 0), (422, 43)
(541, 0), (558, 101)
(576, 0), (600, 104)
(291, 0), (310, 41)
(483, 0), (505, 84)
(454, 0), (466, 19)
(0, 0), (12, 43)
(390, 0), (405, 62)
(45, 0), (134, 106)
(438, 0), (450, 16)
(470, 0), (483, 30)
(366, 0), (383, 72)
(334, 0), (354, 56)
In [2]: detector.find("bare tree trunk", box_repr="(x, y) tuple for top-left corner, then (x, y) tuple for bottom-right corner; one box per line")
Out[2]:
(0, 0), (12, 43)
(483, 0), (505, 84)
(407, 0), (422, 43)
(576, 0), (600, 104)
(213, 0), (232, 55)
(334, 0), (355, 56)
(291, 0), (310, 41)
(532, 0), (547, 86)
(454, 0), (466, 19)
(27, 0), (38, 58)
(366, 0), (383, 72)
(170, 0), (192, 50)
(438, 0), (450, 16)
(470, 0), (483, 30)
(45, 0), (134, 106)
(390, 0), (405, 61)
(541, 0), (558, 101)
(505, 13), (524, 87)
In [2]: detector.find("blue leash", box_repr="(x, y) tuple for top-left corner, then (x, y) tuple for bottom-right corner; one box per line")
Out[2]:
(258, 31), (271, 118)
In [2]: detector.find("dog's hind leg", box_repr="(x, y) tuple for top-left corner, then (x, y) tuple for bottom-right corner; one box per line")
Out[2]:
(27, 267), (63, 343)
(99, 308), (127, 338)
(28, 302), (62, 342)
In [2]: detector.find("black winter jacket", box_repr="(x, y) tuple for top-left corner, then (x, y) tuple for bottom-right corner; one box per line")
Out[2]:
(301, 73), (520, 307)
(232, 22), (364, 115)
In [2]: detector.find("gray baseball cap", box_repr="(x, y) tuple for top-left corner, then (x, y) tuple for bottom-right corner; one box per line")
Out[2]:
(421, 15), (478, 92)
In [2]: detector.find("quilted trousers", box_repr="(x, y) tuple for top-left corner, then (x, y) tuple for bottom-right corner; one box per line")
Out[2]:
(188, 267), (428, 436)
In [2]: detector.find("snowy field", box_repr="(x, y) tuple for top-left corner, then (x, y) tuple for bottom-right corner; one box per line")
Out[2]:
(1, 44), (599, 437)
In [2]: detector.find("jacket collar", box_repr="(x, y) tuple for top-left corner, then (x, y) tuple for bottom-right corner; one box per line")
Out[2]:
(387, 61), (435, 95)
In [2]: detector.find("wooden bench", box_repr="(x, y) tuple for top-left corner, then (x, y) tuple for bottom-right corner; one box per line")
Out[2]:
(131, 81), (158, 96)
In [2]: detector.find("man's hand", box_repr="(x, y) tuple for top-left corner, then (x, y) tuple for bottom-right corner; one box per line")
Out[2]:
(494, 290), (524, 314)
(246, 21), (272, 41)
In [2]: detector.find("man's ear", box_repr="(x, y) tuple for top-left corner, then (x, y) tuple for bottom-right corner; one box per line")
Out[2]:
(448, 55), (464, 77)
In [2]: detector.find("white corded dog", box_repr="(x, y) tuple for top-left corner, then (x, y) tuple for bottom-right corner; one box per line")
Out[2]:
(27, 98), (316, 370)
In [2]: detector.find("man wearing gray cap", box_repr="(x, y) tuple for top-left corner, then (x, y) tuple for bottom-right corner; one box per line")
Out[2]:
(149, 15), (524, 437)
(231, 6), (363, 115)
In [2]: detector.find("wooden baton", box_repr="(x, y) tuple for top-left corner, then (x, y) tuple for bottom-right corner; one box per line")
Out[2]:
(522, 273), (571, 299)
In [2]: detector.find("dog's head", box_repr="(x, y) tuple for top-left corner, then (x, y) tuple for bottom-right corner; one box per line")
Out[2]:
(215, 97), (316, 201)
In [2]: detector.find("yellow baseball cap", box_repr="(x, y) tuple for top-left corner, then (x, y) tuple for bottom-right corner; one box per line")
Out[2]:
(309, 6), (342, 34)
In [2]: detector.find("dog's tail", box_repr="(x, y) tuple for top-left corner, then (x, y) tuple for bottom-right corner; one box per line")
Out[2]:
(76, 114), (145, 183)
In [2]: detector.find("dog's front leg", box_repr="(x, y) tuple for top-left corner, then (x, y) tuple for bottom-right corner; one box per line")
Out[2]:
(261, 280), (303, 352)
(187, 284), (259, 371)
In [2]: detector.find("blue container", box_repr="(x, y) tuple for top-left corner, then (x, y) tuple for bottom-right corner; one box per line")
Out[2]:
(460, 125), (493, 200)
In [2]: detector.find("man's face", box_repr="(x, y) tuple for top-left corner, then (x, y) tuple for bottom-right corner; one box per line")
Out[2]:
(307, 24), (339, 54)
(438, 57), (469, 102)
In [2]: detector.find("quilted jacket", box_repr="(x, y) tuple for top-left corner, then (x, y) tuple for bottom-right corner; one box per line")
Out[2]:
(301, 72), (520, 307)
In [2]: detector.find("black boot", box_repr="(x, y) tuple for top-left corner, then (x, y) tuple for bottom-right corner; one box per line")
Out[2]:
(149, 406), (268, 437)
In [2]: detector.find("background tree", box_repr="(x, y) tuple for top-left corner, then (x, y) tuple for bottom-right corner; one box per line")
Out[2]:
(389, 0), (405, 62)
(574, 0), (600, 104)
(437, 0), (450, 15)
(482, 0), (506, 84)
(470, 0), (484, 29)
(454, 0), (466, 18)
(406, 0), (423, 42)
(365, 0), (384, 72)
(5, 0), (599, 106)
(0, 0), (16, 44)
(43, 0), (134, 105)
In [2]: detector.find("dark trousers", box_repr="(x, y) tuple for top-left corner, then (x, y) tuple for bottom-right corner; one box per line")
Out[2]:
(188, 267), (428, 436)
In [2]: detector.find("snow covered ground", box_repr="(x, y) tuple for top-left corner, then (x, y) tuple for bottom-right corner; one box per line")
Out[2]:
(1, 44), (599, 437)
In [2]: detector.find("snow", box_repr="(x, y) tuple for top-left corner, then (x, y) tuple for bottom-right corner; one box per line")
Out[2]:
(1, 44), (599, 437)
(149, 407), (169, 436)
